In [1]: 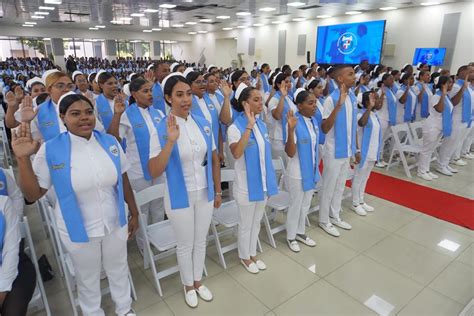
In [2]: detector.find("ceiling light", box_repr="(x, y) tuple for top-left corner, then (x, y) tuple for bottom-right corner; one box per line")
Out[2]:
(31, 15), (45, 19)
(253, 23), (264, 26)
(34, 11), (49, 15)
(420, 2), (440, 5)
(152, 28), (162, 31)
(237, 25), (248, 28)
(222, 27), (233, 30)
(159, 4), (176, 9)
(24, 21), (37, 25)
(144, 9), (159, 13)
(120, 17), (133, 21)
(89, 27), (99, 30)
(172, 24), (184, 27)
(188, 31), (197, 35)
(39, 6), (55, 10)
(216, 15), (230, 19)
(345, 11), (362, 15)
(43, 38), (51, 40)
(130, 13), (145, 17)
(95, 25), (105, 28)
(287, 2), (305, 7)
(234, 37), (238, 40)
(185, 21), (197, 25)
(198, 30), (208, 34)
(259, 7), (276, 12)
(143, 29), (152, 33)
(271, 21), (283, 24)
(22, 24), (34, 27)
(110, 20), (123, 24)
(44, 0), (62, 4)
(236, 12), (251, 16)
(380, 7), (397, 10)
(200, 19), (212, 22)
(317, 15), (332, 18)
(437, 239), (460, 252)
(292, 17), (306, 21)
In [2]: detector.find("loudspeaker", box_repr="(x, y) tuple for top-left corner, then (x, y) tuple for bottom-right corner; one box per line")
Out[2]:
(307, 51), (311, 64)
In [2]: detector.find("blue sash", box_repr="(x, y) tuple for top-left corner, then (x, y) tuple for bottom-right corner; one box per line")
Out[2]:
(193, 94), (220, 150)
(45, 131), (126, 242)
(417, 83), (430, 118)
(359, 110), (382, 168)
(234, 114), (278, 201)
(213, 92), (229, 142)
(37, 99), (61, 141)
(0, 211), (4, 265)
(152, 82), (166, 113)
(272, 91), (291, 146)
(330, 89), (358, 158)
(313, 104), (326, 145)
(436, 90), (454, 137)
(401, 85), (416, 122)
(359, 85), (370, 94)
(295, 113), (320, 191)
(157, 114), (214, 210)
(126, 104), (165, 181)
(96, 94), (114, 130)
(384, 87), (398, 126)
(0, 169), (8, 196)
(328, 78), (338, 94)
(456, 80), (473, 128)
(261, 73), (270, 93)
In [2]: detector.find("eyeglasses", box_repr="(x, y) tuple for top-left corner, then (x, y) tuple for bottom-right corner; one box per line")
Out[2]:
(53, 83), (75, 91)
(238, 77), (250, 82)
(193, 80), (208, 85)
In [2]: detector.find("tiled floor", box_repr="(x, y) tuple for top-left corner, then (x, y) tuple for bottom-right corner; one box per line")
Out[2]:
(26, 158), (473, 316)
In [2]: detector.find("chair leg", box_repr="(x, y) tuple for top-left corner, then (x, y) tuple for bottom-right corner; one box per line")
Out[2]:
(262, 210), (277, 248)
(257, 238), (263, 253)
(305, 215), (311, 227)
(128, 268), (138, 301)
(210, 222), (227, 269)
(399, 151), (412, 178)
(63, 266), (79, 316)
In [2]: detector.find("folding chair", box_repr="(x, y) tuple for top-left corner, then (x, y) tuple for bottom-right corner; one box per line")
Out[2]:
(210, 169), (262, 269)
(408, 121), (423, 146)
(387, 123), (423, 178)
(21, 216), (52, 316)
(261, 157), (291, 248)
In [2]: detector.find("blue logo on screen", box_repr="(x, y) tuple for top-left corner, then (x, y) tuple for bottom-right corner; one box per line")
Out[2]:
(337, 32), (357, 55)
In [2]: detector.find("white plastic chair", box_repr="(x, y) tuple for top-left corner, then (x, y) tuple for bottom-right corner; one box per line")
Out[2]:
(408, 121), (423, 146)
(21, 216), (52, 316)
(210, 168), (262, 269)
(387, 123), (423, 178)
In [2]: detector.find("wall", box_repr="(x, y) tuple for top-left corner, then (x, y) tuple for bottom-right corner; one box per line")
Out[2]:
(215, 38), (238, 69)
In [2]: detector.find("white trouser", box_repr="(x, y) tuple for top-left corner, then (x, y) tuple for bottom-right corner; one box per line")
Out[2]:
(164, 189), (213, 286)
(438, 122), (467, 167)
(285, 176), (313, 240)
(379, 119), (391, 161)
(315, 144), (324, 191)
(461, 126), (473, 155)
(417, 126), (442, 174)
(452, 124), (471, 160)
(234, 188), (267, 260)
(351, 161), (375, 205)
(61, 226), (132, 316)
(319, 154), (350, 224)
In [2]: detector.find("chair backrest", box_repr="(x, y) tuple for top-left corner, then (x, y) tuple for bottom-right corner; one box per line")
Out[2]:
(408, 121), (423, 145)
(272, 157), (286, 188)
(220, 168), (235, 183)
(133, 183), (165, 207)
(223, 142), (236, 169)
(390, 123), (412, 147)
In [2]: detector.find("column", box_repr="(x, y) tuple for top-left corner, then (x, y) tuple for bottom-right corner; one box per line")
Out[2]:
(150, 40), (162, 60)
(50, 38), (66, 71)
(134, 42), (143, 59)
(104, 39), (117, 60)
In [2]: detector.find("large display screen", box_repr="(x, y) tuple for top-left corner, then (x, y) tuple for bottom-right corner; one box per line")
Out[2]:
(412, 48), (446, 66)
(316, 20), (386, 64)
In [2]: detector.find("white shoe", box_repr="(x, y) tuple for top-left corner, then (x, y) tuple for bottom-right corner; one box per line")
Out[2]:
(123, 309), (136, 316)
(446, 165), (459, 173)
(184, 287), (198, 308)
(296, 234), (316, 247)
(375, 161), (386, 168)
(427, 171), (439, 179)
(195, 285), (213, 302)
(361, 203), (375, 212)
(435, 166), (453, 176)
(254, 260), (267, 270)
(451, 159), (467, 166)
(241, 259), (259, 274)
(287, 240), (301, 252)
(461, 152), (474, 159)
(351, 204), (367, 216)
(330, 217), (352, 230)
(417, 172), (433, 181)
(319, 222), (340, 237)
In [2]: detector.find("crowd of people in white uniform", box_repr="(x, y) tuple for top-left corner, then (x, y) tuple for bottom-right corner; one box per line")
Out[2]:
(0, 56), (473, 315)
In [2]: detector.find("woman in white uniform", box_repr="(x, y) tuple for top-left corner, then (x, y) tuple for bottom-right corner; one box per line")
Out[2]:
(284, 89), (319, 252)
(351, 91), (382, 215)
(413, 70), (433, 121)
(96, 71), (121, 131)
(13, 93), (139, 316)
(417, 76), (454, 179)
(227, 83), (278, 272)
(268, 72), (298, 161)
(397, 73), (417, 123)
(147, 73), (222, 308)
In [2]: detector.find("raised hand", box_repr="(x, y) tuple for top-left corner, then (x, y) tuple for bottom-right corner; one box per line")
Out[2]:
(166, 114), (180, 143)
(441, 82), (448, 95)
(287, 110), (297, 130)
(219, 79), (232, 97)
(14, 86), (24, 104)
(367, 93), (376, 110)
(464, 74), (469, 89)
(11, 122), (40, 158)
(113, 93), (126, 114)
(338, 83), (348, 106)
(243, 103), (256, 128)
(19, 96), (38, 122)
(280, 83), (288, 97)
(144, 70), (155, 83)
(255, 75), (262, 90)
(5, 91), (18, 109)
(380, 84), (386, 96)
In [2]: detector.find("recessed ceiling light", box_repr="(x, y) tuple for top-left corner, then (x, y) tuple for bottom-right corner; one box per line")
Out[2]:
(420, 2), (440, 5)
(237, 25), (248, 28)
(143, 29), (152, 33)
(130, 13), (145, 17)
(24, 21), (37, 25)
(437, 239), (460, 252)
(271, 21), (283, 24)
(185, 21), (197, 25)
(39, 6), (55, 10)
(89, 27), (99, 30)
(222, 27), (233, 30)
(216, 15), (230, 19)
(22, 24), (34, 27)
(31, 15), (45, 19)
(95, 25), (106, 28)
(172, 24), (184, 27)
(287, 2), (305, 7)
(44, 0), (62, 4)
(316, 15), (332, 18)
(34, 11), (49, 15)
(236, 12), (251, 16)
(379, 7), (397, 10)
(43, 37), (51, 40)
(200, 19), (212, 22)
(120, 17), (133, 21)
(110, 20), (123, 24)
(159, 4), (176, 9)
(259, 7), (276, 12)
(144, 9), (159, 13)
(188, 31), (197, 35)
(152, 28), (162, 31)
(292, 17), (306, 21)
(198, 30), (208, 33)
(253, 23), (264, 26)
(345, 11), (362, 15)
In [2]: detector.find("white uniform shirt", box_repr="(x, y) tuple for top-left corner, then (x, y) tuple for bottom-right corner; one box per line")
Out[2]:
(227, 122), (267, 193)
(322, 95), (355, 159)
(1, 169), (24, 218)
(267, 94), (298, 145)
(119, 106), (163, 181)
(285, 116), (318, 180)
(424, 94), (453, 130)
(0, 196), (20, 292)
(449, 83), (474, 124)
(196, 96), (213, 125)
(149, 115), (216, 192)
(207, 93), (223, 114)
(412, 83), (434, 119)
(376, 88), (397, 124)
(33, 132), (130, 238)
(396, 87), (417, 123)
(356, 111), (381, 162)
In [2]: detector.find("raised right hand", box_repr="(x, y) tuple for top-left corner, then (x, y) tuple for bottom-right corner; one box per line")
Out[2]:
(11, 122), (40, 158)
(166, 114), (180, 143)
(19, 96), (38, 122)
(243, 103), (256, 128)
(144, 70), (155, 83)
(338, 83), (348, 106)
(280, 83), (288, 97)
(5, 91), (18, 108)
(287, 110), (298, 130)
(14, 86), (24, 104)
(442, 83), (448, 95)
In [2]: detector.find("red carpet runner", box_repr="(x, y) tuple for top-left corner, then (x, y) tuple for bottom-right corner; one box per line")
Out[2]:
(348, 172), (474, 230)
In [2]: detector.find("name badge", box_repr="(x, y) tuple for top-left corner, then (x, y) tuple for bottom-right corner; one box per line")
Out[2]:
(51, 163), (65, 170)
(301, 138), (310, 144)
(41, 121), (55, 127)
(247, 140), (256, 147)
(204, 126), (211, 136)
(109, 145), (119, 156)
(133, 123), (145, 129)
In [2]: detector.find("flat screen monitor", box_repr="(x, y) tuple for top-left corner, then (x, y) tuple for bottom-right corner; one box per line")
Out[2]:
(316, 20), (386, 64)
(412, 48), (446, 66)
